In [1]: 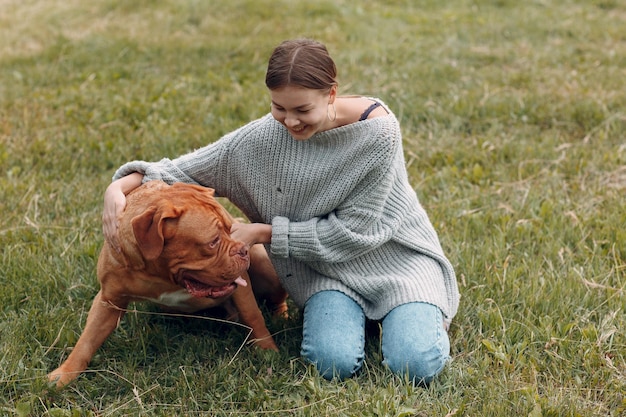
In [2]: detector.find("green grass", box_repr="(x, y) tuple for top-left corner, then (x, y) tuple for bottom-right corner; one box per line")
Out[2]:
(1, 0), (625, 415)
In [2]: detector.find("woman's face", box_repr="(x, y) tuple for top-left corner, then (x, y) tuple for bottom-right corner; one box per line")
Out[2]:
(270, 85), (336, 140)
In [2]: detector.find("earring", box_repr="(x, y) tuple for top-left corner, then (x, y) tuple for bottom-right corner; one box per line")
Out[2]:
(327, 103), (337, 122)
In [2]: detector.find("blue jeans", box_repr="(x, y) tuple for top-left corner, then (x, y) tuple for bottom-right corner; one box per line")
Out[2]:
(301, 290), (450, 384)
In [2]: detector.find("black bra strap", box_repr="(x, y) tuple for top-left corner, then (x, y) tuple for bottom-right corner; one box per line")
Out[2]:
(359, 101), (383, 121)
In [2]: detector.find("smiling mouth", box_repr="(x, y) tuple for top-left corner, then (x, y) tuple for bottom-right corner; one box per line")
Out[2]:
(182, 276), (247, 299)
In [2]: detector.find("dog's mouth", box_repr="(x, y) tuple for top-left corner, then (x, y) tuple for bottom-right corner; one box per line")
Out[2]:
(182, 275), (247, 299)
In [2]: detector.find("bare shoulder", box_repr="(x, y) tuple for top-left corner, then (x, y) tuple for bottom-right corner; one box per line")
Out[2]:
(336, 96), (390, 125)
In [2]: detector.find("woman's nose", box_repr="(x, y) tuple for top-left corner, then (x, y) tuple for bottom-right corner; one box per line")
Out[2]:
(284, 114), (299, 127)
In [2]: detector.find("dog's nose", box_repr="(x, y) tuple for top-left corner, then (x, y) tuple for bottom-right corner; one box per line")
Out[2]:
(231, 244), (249, 258)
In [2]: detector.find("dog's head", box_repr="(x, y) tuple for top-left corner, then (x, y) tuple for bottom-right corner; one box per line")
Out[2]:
(128, 182), (249, 298)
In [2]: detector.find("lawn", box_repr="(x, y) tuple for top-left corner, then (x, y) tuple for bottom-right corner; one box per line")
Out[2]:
(1, 0), (624, 415)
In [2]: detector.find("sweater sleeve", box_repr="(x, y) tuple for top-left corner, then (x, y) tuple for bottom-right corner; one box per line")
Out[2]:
(113, 142), (227, 192)
(270, 122), (412, 263)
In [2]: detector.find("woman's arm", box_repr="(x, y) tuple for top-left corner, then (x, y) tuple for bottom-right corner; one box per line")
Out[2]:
(102, 172), (143, 251)
(230, 222), (272, 246)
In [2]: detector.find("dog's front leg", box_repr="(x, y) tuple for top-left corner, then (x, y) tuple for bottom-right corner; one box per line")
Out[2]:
(231, 274), (278, 351)
(48, 291), (126, 387)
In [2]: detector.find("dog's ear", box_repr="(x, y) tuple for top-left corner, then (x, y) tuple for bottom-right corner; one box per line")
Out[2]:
(131, 205), (180, 260)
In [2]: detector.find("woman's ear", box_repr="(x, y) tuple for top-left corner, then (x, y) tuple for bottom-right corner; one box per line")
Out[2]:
(328, 84), (338, 104)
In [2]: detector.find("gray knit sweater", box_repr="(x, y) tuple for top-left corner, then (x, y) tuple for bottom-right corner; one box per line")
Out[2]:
(113, 102), (460, 322)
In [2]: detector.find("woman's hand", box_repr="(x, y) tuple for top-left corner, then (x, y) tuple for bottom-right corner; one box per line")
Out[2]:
(102, 173), (143, 252)
(230, 222), (272, 247)
(102, 184), (126, 252)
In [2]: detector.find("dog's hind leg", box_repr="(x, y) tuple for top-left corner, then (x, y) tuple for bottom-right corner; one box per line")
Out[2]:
(247, 244), (288, 319)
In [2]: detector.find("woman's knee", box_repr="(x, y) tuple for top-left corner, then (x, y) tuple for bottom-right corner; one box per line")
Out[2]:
(302, 339), (364, 380)
(382, 302), (450, 384)
(383, 336), (449, 384)
(300, 291), (366, 380)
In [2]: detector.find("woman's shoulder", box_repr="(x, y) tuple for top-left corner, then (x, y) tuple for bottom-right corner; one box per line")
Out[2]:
(219, 114), (283, 145)
(232, 113), (279, 135)
(336, 96), (392, 125)
(320, 104), (401, 162)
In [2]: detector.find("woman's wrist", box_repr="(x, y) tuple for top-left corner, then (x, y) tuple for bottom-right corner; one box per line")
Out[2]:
(118, 172), (144, 195)
(256, 223), (272, 244)
(230, 222), (272, 246)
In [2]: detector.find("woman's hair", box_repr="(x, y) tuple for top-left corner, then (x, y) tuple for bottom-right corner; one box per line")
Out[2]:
(265, 39), (337, 91)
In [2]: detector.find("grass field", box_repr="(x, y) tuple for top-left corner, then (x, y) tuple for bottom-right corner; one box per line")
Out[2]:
(1, 0), (625, 415)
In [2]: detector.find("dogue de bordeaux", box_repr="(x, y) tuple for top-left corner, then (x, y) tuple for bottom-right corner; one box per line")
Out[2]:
(48, 180), (287, 388)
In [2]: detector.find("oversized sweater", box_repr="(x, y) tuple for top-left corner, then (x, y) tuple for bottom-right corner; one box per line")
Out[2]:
(113, 101), (460, 322)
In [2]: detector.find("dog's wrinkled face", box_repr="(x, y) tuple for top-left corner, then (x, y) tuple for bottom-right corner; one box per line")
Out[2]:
(162, 205), (250, 298)
(129, 183), (250, 299)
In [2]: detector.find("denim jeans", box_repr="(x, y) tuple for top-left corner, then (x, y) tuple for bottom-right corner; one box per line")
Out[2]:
(300, 290), (450, 384)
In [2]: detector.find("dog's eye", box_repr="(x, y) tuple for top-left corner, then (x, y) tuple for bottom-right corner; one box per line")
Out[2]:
(208, 236), (220, 248)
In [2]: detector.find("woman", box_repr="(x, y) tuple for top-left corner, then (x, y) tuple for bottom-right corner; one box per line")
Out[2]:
(104, 39), (460, 384)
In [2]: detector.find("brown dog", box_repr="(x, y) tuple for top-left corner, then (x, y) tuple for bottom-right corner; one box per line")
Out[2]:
(48, 181), (287, 387)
